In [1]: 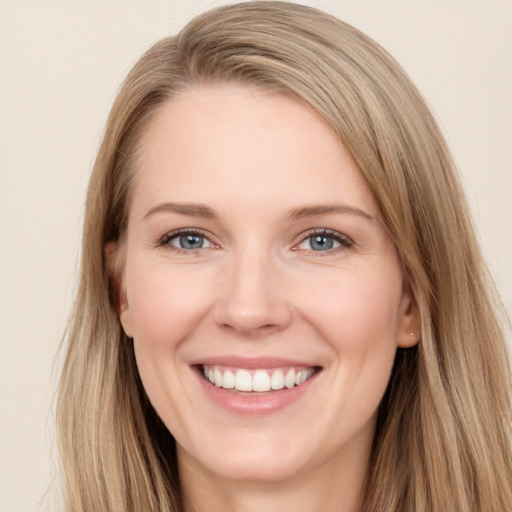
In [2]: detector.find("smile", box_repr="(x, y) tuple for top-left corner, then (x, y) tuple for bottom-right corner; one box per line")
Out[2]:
(202, 365), (317, 392)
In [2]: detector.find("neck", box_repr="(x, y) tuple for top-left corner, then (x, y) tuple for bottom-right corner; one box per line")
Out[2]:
(178, 439), (371, 512)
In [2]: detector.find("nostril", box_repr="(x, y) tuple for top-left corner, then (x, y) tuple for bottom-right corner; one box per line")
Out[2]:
(219, 321), (283, 337)
(215, 297), (293, 335)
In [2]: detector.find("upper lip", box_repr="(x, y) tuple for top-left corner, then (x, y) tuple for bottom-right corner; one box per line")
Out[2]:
(190, 355), (320, 370)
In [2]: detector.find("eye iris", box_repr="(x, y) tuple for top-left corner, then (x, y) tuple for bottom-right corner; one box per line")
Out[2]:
(310, 235), (334, 251)
(179, 234), (203, 249)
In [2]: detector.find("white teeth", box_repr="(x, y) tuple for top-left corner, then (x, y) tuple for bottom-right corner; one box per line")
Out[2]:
(202, 365), (316, 392)
(252, 370), (271, 392)
(235, 369), (252, 391)
(222, 370), (235, 389)
(214, 367), (223, 387)
(270, 370), (285, 390)
(284, 369), (295, 389)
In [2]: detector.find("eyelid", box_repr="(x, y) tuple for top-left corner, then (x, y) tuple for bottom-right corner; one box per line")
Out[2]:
(293, 228), (354, 252)
(155, 227), (352, 254)
(157, 228), (219, 250)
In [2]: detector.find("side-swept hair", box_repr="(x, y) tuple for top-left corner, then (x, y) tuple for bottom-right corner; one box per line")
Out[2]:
(57, 2), (512, 511)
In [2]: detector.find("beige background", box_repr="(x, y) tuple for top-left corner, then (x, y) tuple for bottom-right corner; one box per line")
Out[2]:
(1, 1), (510, 510)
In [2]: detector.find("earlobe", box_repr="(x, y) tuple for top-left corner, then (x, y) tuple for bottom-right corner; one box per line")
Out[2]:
(396, 291), (420, 348)
(105, 242), (133, 338)
(119, 303), (133, 339)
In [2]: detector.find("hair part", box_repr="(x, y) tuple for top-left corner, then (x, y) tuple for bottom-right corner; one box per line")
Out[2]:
(57, 2), (512, 511)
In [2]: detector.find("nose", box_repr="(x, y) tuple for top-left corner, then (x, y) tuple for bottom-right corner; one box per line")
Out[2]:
(214, 247), (292, 336)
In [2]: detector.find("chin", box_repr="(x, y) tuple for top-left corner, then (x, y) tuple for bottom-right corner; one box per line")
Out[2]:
(179, 429), (316, 483)
(207, 452), (308, 483)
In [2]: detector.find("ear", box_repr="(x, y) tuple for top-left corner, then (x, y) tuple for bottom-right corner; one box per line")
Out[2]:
(105, 242), (133, 338)
(396, 287), (420, 348)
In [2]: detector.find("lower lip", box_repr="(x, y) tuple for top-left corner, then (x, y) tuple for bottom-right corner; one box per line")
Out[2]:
(195, 368), (319, 415)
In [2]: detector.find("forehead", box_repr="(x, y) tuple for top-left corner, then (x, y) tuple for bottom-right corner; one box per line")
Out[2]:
(131, 84), (378, 220)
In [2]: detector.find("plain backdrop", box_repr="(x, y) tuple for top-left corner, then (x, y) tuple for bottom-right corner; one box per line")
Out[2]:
(1, 1), (510, 510)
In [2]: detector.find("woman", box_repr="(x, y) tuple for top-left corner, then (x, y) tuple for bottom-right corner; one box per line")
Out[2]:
(57, 2), (512, 511)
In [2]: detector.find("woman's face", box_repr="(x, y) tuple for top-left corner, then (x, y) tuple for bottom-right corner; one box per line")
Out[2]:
(117, 84), (418, 484)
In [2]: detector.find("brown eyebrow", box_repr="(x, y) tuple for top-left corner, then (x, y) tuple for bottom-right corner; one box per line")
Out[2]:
(144, 201), (375, 223)
(144, 202), (217, 220)
(287, 204), (375, 222)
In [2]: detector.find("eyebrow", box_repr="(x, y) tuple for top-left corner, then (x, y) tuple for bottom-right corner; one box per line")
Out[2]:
(144, 202), (217, 220)
(143, 201), (375, 222)
(287, 204), (375, 222)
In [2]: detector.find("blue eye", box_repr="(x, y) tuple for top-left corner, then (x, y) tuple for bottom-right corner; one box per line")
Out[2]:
(161, 231), (213, 250)
(174, 234), (206, 249)
(309, 234), (337, 251)
(297, 231), (352, 252)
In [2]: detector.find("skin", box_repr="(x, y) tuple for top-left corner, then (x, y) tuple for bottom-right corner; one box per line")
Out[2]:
(115, 84), (419, 512)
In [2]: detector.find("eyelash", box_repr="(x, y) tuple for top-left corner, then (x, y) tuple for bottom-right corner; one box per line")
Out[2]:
(295, 229), (353, 255)
(156, 228), (353, 255)
(157, 228), (215, 254)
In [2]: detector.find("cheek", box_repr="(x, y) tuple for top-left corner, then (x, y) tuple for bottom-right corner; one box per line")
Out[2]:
(124, 260), (218, 427)
(295, 265), (402, 420)
(298, 267), (403, 352)
(296, 272), (401, 433)
(124, 259), (216, 349)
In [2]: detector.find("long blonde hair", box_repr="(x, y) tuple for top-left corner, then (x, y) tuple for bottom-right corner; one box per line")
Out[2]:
(57, 2), (512, 510)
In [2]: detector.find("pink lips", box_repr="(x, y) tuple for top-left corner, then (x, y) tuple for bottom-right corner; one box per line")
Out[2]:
(191, 356), (320, 415)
